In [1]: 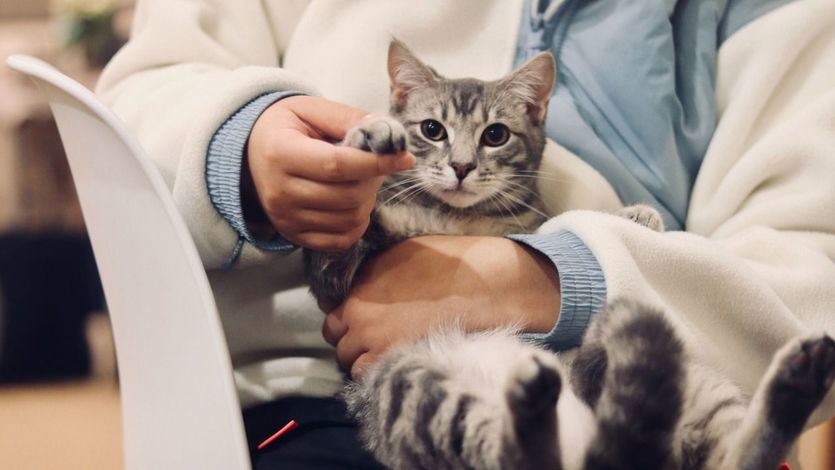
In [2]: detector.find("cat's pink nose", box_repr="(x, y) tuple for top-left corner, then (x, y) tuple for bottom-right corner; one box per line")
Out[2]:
(452, 163), (476, 181)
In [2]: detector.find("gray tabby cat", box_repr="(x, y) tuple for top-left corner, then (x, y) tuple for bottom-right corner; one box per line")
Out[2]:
(303, 40), (648, 311)
(305, 40), (835, 469)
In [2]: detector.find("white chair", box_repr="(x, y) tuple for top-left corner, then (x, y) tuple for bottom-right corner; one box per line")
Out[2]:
(6, 55), (252, 470)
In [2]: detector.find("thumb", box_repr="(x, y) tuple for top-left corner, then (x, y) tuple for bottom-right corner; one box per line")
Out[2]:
(286, 95), (370, 140)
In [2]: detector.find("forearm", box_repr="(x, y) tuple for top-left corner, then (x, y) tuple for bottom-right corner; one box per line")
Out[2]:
(424, 236), (561, 335)
(96, 0), (315, 268)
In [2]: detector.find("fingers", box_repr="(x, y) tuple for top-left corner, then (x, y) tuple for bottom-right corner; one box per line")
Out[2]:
(322, 312), (347, 346)
(335, 328), (368, 373)
(276, 176), (383, 211)
(293, 226), (369, 252)
(280, 134), (414, 182)
(283, 96), (370, 140)
(351, 353), (378, 380)
(272, 196), (373, 251)
(292, 207), (371, 233)
(259, 170), (378, 251)
(246, 94), (417, 251)
(326, 306), (377, 375)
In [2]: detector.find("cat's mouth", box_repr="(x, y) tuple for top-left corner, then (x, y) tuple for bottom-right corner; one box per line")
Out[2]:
(441, 184), (476, 196)
(434, 185), (483, 208)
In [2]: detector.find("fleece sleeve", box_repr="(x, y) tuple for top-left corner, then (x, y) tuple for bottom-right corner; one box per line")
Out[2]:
(537, 0), (835, 427)
(96, 0), (314, 269)
(206, 91), (303, 269)
(510, 231), (607, 351)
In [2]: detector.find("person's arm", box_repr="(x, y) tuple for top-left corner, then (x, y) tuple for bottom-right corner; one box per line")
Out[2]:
(321, 236), (562, 377)
(98, 0), (412, 270)
(328, 0), (835, 429)
(95, 0), (310, 268)
(213, 95), (413, 268)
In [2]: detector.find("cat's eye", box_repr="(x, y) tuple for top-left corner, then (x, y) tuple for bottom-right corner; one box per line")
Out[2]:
(481, 123), (510, 147)
(420, 120), (447, 141)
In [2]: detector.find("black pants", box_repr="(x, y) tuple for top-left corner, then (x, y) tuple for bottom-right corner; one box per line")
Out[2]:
(244, 396), (386, 470)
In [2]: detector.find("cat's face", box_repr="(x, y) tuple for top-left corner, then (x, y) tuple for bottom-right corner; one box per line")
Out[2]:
(387, 40), (555, 211)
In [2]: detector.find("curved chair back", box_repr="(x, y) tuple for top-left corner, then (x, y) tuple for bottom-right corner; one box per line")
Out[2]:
(6, 55), (251, 470)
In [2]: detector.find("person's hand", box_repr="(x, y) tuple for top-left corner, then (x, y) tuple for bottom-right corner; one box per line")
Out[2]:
(244, 95), (414, 251)
(322, 236), (561, 378)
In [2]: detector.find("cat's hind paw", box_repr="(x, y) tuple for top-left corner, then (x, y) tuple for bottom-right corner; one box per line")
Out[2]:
(505, 354), (562, 468)
(616, 204), (665, 232)
(767, 333), (835, 434)
(342, 115), (407, 154)
(507, 355), (561, 417)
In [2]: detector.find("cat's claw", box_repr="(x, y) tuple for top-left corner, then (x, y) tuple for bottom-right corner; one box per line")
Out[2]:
(343, 115), (408, 154)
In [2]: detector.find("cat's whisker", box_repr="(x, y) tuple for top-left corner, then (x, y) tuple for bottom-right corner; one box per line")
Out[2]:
(399, 186), (432, 206)
(381, 181), (428, 206)
(514, 169), (560, 175)
(386, 173), (423, 181)
(498, 180), (550, 210)
(500, 179), (543, 196)
(383, 176), (425, 191)
(394, 183), (433, 207)
(387, 169), (424, 179)
(511, 173), (567, 181)
(501, 179), (566, 214)
(386, 181), (434, 207)
(514, 169), (569, 176)
(510, 174), (570, 184)
(385, 187), (425, 207)
(495, 189), (550, 219)
(487, 192), (527, 231)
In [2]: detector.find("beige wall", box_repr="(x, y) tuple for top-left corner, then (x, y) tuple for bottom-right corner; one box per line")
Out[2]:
(0, 0), (51, 21)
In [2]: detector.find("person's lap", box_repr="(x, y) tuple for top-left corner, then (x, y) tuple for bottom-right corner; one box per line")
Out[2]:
(243, 396), (385, 470)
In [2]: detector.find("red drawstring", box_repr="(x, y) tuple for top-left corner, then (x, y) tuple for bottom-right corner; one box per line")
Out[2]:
(257, 419), (299, 451)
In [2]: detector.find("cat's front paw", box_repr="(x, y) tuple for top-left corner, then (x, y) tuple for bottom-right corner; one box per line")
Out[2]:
(342, 115), (407, 154)
(616, 204), (665, 232)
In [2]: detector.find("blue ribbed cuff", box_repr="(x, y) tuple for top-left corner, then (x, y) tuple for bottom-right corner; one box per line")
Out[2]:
(508, 230), (606, 350)
(206, 91), (304, 268)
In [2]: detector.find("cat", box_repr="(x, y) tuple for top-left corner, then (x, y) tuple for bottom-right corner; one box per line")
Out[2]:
(303, 39), (835, 470)
(304, 39), (661, 311)
(345, 300), (835, 470)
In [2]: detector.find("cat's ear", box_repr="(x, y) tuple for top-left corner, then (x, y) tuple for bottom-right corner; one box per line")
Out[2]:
(499, 52), (556, 124)
(388, 39), (438, 108)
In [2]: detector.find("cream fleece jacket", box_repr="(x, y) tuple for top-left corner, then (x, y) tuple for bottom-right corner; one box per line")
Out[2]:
(97, 0), (835, 433)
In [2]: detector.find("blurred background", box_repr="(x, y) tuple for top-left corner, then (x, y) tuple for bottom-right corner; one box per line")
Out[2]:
(0, 0), (131, 468)
(0, 0), (831, 469)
